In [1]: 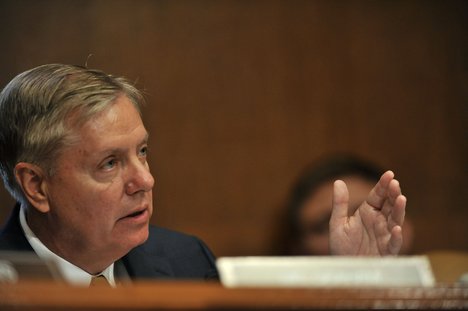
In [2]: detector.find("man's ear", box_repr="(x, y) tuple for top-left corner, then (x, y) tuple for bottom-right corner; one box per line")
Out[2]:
(14, 162), (50, 213)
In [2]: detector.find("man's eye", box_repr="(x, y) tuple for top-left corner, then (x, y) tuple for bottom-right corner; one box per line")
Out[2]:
(102, 159), (117, 170)
(139, 146), (148, 157)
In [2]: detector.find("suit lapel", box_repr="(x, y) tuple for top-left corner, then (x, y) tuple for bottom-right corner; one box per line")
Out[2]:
(0, 203), (35, 252)
(121, 245), (174, 279)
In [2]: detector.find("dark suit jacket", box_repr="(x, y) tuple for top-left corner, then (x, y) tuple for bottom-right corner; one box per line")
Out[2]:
(0, 204), (219, 281)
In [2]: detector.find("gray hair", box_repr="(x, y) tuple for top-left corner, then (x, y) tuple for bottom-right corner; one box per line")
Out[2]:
(0, 64), (145, 204)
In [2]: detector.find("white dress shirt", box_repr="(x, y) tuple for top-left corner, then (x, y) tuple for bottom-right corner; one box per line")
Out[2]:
(19, 206), (116, 287)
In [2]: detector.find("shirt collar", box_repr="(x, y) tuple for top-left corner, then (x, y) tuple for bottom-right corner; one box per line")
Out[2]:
(19, 206), (116, 287)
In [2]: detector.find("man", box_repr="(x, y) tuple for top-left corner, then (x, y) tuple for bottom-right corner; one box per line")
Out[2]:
(0, 64), (218, 286)
(0, 64), (406, 286)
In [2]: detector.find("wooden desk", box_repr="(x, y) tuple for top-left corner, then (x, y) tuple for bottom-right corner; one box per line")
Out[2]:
(0, 281), (467, 310)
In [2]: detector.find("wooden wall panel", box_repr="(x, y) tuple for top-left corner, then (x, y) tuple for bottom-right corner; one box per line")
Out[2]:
(0, 0), (466, 256)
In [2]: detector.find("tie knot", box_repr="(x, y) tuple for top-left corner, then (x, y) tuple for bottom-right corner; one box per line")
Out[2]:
(90, 274), (109, 287)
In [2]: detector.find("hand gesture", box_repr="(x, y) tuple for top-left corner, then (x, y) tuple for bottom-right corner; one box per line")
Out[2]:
(329, 171), (406, 256)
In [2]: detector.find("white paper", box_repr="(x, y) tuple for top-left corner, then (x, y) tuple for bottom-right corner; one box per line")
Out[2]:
(217, 256), (435, 288)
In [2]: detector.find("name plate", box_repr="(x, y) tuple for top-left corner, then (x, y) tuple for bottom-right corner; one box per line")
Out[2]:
(217, 256), (435, 288)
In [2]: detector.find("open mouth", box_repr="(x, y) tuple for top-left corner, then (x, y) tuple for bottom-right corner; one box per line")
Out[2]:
(120, 208), (147, 220)
(127, 210), (145, 218)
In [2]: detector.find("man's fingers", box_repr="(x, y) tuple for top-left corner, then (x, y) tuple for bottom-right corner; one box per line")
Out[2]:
(366, 171), (394, 209)
(330, 180), (349, 226)
(388, 179), (402, 206)
(392, 195), (407, 227)
(381, 180), (401, 217)
(388, 225), (403, 255)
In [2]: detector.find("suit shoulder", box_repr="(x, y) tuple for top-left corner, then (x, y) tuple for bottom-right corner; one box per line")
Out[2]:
(142, 225), (213, 257)
(147, 225), (199, 246)
(125, 225), (218, 279)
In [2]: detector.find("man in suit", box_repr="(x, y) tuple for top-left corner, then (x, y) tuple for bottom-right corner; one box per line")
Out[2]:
(0, 64), (406, 286)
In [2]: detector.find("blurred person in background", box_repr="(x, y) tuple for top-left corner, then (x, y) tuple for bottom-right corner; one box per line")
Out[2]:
(273, 155), (414, 256)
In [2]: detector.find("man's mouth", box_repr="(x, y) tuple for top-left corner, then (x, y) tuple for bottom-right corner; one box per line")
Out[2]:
(120, 208), (148, 221)
(127, 210), (145, 218)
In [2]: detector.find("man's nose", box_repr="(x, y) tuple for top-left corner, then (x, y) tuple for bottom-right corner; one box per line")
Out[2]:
(125, 159), (155, 195)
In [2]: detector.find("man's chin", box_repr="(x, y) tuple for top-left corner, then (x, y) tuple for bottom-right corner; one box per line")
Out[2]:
(116, 227), (150, 256)
(136, 227), (150, 246)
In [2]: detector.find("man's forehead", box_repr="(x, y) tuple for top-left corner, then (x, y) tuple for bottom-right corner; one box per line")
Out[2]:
(65, 97), (148, 152)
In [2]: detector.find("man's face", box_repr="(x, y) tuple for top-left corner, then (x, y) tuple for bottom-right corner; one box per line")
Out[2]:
(43, 95), (154, 263)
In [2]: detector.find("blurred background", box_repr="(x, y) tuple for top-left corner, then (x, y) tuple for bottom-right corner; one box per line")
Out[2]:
(0, 0), (466, 257)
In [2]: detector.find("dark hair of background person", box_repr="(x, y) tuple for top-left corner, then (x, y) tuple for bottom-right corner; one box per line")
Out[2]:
(270, 154), (387, 256)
